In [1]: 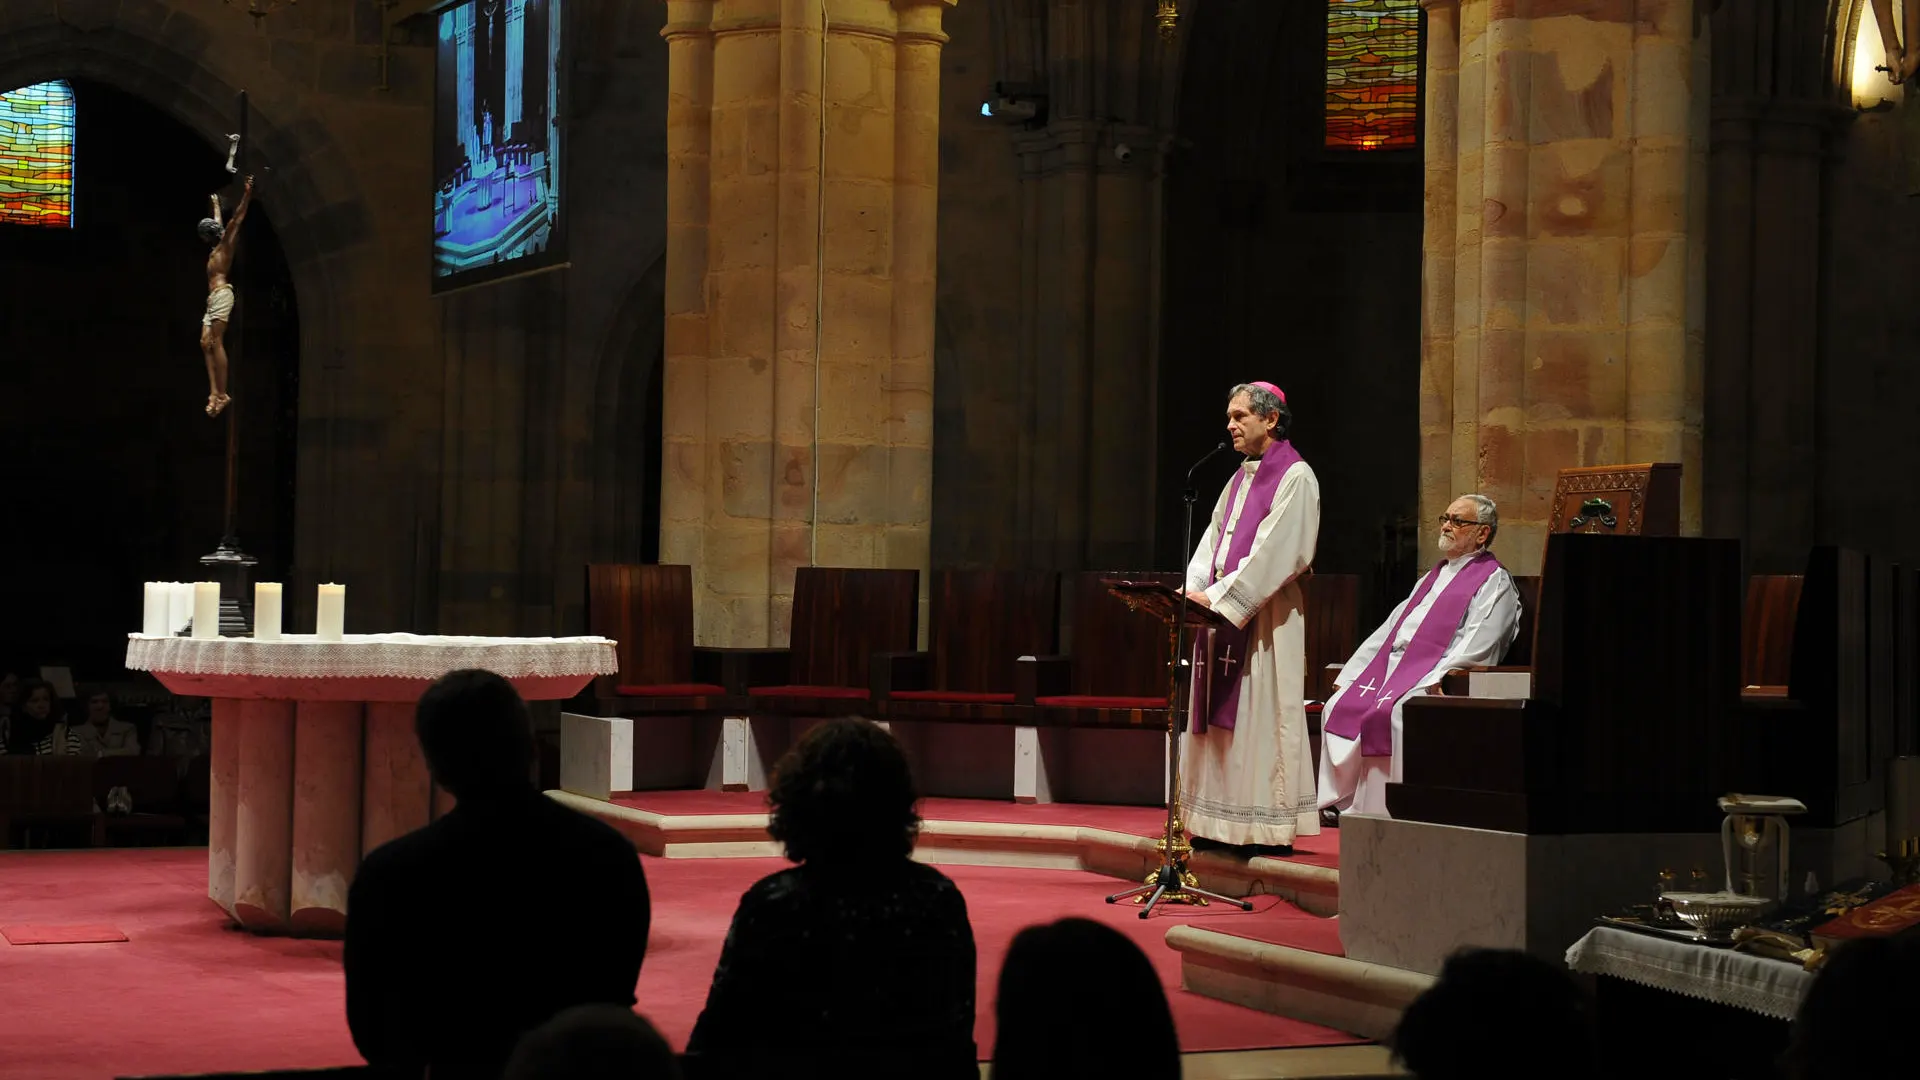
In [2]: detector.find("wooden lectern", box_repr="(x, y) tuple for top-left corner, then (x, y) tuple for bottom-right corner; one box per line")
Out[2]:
(1547, 463), (1681, 537)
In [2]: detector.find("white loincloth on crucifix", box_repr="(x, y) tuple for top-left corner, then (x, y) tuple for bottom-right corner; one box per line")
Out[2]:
(1180, 447), (1321, 848)
(1316, 553), (1521, 817)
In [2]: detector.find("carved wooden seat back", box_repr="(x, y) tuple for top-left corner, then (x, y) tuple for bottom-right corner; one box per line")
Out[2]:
(1547, 463), (1681, 537)
(1065, 571), (1183, 699)
(1301, 573), (1359, 701)
(789, 567), (920, 688)
(929, 570), (1060, 692)
(585, 564), (695, 693)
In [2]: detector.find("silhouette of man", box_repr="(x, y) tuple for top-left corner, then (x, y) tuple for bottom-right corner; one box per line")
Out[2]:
(344, 669), (651, 1080)
(197, 175), (252, 418)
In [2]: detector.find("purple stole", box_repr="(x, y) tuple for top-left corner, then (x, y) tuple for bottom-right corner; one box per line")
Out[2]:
(1189, 441), (1304, 735)
(1321, 551), (1503, 756)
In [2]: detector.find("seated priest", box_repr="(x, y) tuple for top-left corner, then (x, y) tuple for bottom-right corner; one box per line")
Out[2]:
(1316, 494), (1521, 817)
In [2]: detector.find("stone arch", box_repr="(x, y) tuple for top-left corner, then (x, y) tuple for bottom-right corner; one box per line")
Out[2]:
(0, 13), (376, 389)
(589, 248), (668, 563)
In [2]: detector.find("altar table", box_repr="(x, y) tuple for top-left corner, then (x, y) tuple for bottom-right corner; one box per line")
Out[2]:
(126, 633), (617, 937)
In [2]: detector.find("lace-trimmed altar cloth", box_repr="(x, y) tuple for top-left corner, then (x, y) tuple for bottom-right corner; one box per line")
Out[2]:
(1565, 926), (1813, 1021)
(126, 632), (618, 682)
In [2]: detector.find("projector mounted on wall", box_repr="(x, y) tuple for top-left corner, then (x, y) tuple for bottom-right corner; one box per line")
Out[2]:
(979, 82), (1047, 126)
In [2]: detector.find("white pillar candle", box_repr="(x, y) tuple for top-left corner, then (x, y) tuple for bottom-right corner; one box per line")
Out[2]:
(169, 582), (193, 634)
(254, 583), (284, 641)
(142, 582), (170, 636)
(316, 583), (346, 641)
(192, 581), (222, 639)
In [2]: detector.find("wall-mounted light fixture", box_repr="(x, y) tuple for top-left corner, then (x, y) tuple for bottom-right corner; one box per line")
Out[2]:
(1157, 1), (1179, 42)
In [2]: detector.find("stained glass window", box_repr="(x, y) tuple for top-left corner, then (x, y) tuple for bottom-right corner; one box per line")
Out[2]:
(1325, 0), (1420, 151)
(0, 80), (76, 227)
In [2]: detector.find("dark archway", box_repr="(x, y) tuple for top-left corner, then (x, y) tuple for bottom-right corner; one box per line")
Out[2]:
(1156, 0), (1425, 623)
(590, 252), (667, 566)
(0, 78), (298, 675)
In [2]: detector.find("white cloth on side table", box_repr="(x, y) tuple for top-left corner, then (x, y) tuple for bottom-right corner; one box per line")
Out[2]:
(1565, 926), (1813, 1021)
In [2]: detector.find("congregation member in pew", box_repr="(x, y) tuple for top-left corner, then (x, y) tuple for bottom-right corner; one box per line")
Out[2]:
(685, 717), (977, 1080)
(1181, 381), (1322, 856)
(990, 917), (1180, 1080)
(343, 669), (652, 1080)
(0, 678), (82, 755)
(71, 691), (140, 758)
(1390, 947), (1601, 1080)
(1317, 494), (1520, 818)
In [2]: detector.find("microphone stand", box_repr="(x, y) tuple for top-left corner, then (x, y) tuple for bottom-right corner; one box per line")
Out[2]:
(1107, 441), (1254, 918)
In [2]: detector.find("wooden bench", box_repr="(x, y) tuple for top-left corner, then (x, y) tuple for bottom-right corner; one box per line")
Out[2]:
(0, 756), (101, 848)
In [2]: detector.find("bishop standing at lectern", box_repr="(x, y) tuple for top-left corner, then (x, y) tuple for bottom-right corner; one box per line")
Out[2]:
(1317, 495), (1522, 817)
(1181, 382), (1321, 855)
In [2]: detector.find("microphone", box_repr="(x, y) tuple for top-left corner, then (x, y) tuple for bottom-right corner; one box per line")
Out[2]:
(1186, 441), (1231, 484)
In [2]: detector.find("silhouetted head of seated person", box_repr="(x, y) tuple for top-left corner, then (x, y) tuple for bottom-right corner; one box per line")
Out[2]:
(415, 667), (537, 804)
(767, 715), (920, 866)
(991, 917), (1181, 1080)
(503, 1004), (679, 1080)
(1390, 947), (1600, 1080)
(1785, 926), (1920, 1080)
(685, 717), (978, 1080)
(344, 668), (652, 1080)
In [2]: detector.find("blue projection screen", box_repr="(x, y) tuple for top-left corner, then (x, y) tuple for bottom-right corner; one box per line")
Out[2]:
(432, 0), (563, 291)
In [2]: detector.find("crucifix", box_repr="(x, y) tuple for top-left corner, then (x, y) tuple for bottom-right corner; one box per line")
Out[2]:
(1216, 644), (1239, 679)
(193, 90), (262, 635)
(1872, 0), (1920, 84)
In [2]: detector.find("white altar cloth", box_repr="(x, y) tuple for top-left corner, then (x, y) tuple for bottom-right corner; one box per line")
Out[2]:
(127, 632), (616, 681)
(1565, 926), (1813, 1021)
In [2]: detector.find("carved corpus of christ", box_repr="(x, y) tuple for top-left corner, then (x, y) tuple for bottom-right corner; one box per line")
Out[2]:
(1872, 0), (1920, 83)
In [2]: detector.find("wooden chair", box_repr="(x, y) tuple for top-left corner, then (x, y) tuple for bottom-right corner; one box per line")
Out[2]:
(92, 755), (189, 846)
(1020, 571), (1183, 729)
(744, 567), (920, 716)
(1301, 573), (1360, 702)
(585, 563), (731, 715)
(876, 570), (1059, 724)
(1741, 574), (1804, 693)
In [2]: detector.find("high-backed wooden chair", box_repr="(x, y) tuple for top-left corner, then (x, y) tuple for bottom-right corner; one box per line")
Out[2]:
(1020, 571), (1183, 729)
(585, 563), (730, 714)
(1741, 574), (1804, 692)
(745, 567), (920, 717)
(1301, 573), (1360, 702)
(877, 570), (1058, 723)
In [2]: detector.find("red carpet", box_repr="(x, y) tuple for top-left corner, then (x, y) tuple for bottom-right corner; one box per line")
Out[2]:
(1, 923), (129, 945)
(612, 790), (1342, 869)
(0, 848), (1359, 1080)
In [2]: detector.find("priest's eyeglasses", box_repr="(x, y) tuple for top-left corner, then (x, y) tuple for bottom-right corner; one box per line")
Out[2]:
(1437, 514), (1485, 529)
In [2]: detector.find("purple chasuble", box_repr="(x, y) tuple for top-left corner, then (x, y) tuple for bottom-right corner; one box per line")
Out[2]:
(1189, 441), (1303, 735)
(1321, 551), (1503, 756)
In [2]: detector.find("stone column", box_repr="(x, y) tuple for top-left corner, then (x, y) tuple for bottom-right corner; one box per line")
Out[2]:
(1421, 0), (1707, 572)
(661, 0), (956, 646)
